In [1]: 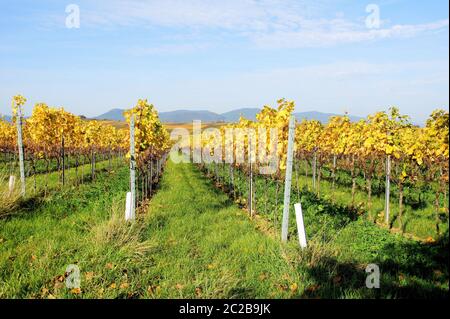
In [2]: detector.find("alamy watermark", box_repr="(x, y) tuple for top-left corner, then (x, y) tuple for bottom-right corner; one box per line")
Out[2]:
(365, 4), (381, 29)
(65, 4), (80, 29)
(365, 263), (380, 288)
(169, 121), (279, 175)
(65, 264), (81, 289)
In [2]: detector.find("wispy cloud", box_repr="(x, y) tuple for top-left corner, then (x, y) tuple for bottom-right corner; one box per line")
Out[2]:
(127, 43), (211, 56)
(81, 0), (315, 30)
(252, 19), (449, 48)
(76, 0), (448, 49)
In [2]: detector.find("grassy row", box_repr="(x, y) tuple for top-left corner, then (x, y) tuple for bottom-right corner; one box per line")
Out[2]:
(1, 159), (447, 298)
(0, 156), (124, 219)
(292, 159), (448, 239)
(0, 164), (132, 298)
(200, 162), (449, 298)
(1, 160), (303, 298)
(0, 152), (121, 180)
(203, 161), (448, 240)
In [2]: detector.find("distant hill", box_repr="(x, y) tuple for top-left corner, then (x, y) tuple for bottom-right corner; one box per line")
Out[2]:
(94, 107), (364, 124)
(94, 108), (125, 121)
(294, 111), (363, 123)
(159, 110), (224, 123)
(221, 108), (261, 122)
(218, 109), (364, 123)
(220, 109), (364, 123)
(94, 109), (225, 123)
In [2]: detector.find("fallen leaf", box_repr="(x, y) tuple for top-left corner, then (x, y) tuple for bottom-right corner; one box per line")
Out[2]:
(175, 283), (184, 290)
(54, 281), (64, 290)
(109, 283), (116, 289)
(290, 283), (298, 292)
(85, 272), (94, 281)
(195, 287), (202, 297)
(120, 282), (129, 289)
(70, 288), (82, 295)
(277, 284), (288, 291)
(106, 263), (113, 270)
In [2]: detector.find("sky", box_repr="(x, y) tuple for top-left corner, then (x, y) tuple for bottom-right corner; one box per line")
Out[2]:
(0, 0), (448, 123)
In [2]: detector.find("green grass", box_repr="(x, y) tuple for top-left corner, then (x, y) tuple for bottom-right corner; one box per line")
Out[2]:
(292, 161), (448, 240)
(0, 153), (120, 179)
(0, 160), (448, 298)
(201, 162), (449, 298)
(205, 160), (448, 240)
(0, 157), (123, 217)
(139, 161), (305, 298)
(0, 164), (131, 298)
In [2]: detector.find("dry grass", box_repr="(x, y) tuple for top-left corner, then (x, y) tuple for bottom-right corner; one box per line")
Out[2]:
(0, 171), (20, 218)
(91, 200), (157, 259)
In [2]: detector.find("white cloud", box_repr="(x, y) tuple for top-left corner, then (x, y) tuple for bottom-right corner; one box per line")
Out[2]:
(252, 19), (449, 48)
(82, 0), (294, 29)
(76, 0), (449, 49)
(127, 43), (211, 56)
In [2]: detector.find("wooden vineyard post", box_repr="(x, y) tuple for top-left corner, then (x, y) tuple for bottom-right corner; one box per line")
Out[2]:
(230, 164), (235, 199)
(281, 115), (296, 242)
(312, 151), (317, 190)
(91, 149), (95, 180)
(109, 145), (112, 172)
(331, 154), (337, 201)
(249, 134), (253, 218)
(15, 104), (26, 197)
(127, 114), (136, 221)
(150, 160), (153, 195)
(385, 155), (391, 224)
(157, 159), (160, 176)
(61, 136), (65, 186)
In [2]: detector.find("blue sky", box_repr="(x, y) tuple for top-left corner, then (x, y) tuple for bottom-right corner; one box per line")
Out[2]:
(0, 0), (448, 123)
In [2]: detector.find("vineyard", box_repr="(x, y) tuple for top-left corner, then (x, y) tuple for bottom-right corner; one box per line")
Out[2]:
(198, 99), (449, 240)
(0, 96), (171, 216)
(0, 96), (448, 299)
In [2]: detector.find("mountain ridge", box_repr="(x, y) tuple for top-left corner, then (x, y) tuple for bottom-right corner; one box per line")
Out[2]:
(93, 108), (364, 123)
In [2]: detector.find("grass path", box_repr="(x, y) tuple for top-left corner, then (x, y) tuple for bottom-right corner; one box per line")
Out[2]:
(142, 161), (303, 298)
(1, 159), (447, 298)
(0, 166), (131, 298)
(0, 160), (304, 298)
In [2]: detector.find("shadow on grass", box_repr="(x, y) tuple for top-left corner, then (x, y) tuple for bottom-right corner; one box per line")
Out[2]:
(298, 189), (360, 223)
(298, 234), (449, 299)
(0, 167), (120, 221)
